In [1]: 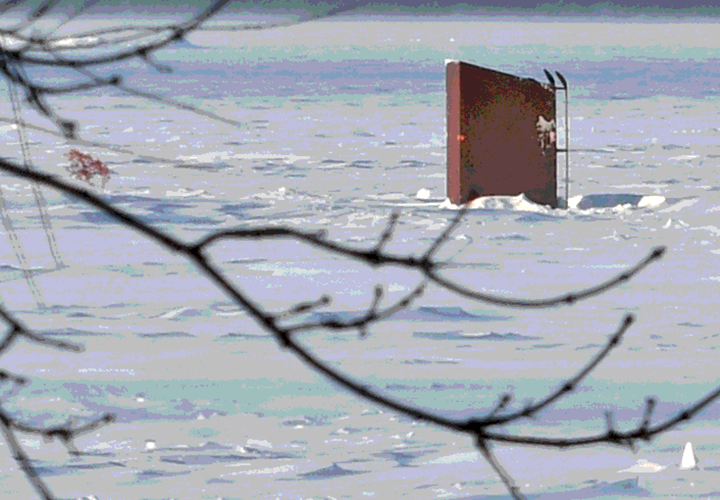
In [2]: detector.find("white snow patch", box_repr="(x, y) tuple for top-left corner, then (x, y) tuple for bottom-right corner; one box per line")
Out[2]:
(659, 198), (700, 213)
(619, 458), (667, 473)
(422, 451), (479, 465)
(638, 195), (666, 208)
(669, 154), (700, 161)
(440, 193), (551, 213)
(247, 438), (273, 449)
(166, 188), (212, 198)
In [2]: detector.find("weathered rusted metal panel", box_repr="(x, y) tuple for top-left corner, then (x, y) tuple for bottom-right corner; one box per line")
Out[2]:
(446, 61), (557, 207)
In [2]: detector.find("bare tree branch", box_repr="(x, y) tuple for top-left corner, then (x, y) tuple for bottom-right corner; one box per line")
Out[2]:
(473, 314), (634, 426)
(0, 150), (708, 498)
(0, 0), (364, 139)
(0, 115), (191, 161)
(0, 407), (53, 500)
(0, 281), (114, 498)
(427, 246), (665, 308)
(0, 155), (677, 438)
(0, 1), (32, 17)
(477, 437), (524, 500)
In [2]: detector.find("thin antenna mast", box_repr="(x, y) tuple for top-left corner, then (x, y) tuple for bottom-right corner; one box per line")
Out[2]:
(556, 71), (569, 208)
(7, 58), (65, 269)
(544, 69), (570, 208)
(1, 39), (65, 307)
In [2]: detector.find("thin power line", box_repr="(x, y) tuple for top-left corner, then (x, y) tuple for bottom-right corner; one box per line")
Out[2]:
(0, 40), (66, 308)
(6, 57), (64, 269)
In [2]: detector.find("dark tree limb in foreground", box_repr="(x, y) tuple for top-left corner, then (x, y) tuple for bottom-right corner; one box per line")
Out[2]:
(0, 2), (717, 500)
(2, 154), (708, 500)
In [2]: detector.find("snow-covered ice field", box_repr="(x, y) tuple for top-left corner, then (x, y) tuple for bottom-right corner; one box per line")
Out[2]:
(0, 13), (719, 499)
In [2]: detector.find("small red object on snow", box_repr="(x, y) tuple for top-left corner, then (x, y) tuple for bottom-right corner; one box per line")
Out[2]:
(65, 149), (111, 188)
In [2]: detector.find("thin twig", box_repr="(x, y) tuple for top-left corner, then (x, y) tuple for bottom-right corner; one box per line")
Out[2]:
(471, 314), (634, 426)
(476, 437), (524, 500)
(426, 247), (666, 308)
(0, 407), (53, 500)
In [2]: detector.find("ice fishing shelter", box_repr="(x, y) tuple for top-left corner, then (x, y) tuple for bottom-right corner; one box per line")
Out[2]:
(446, 61), (568, 208)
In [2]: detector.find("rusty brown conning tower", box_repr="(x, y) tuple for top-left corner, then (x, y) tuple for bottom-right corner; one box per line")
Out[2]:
(446, 61), (567, 208)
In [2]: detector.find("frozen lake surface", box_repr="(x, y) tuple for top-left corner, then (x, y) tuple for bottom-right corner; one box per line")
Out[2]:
(0, 14), (720, 500)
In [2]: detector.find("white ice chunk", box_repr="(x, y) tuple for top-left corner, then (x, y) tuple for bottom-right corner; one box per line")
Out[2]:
(416, 188), (431, 200)
(680, 441), (699, 470)
(618, 458), (666, 473)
